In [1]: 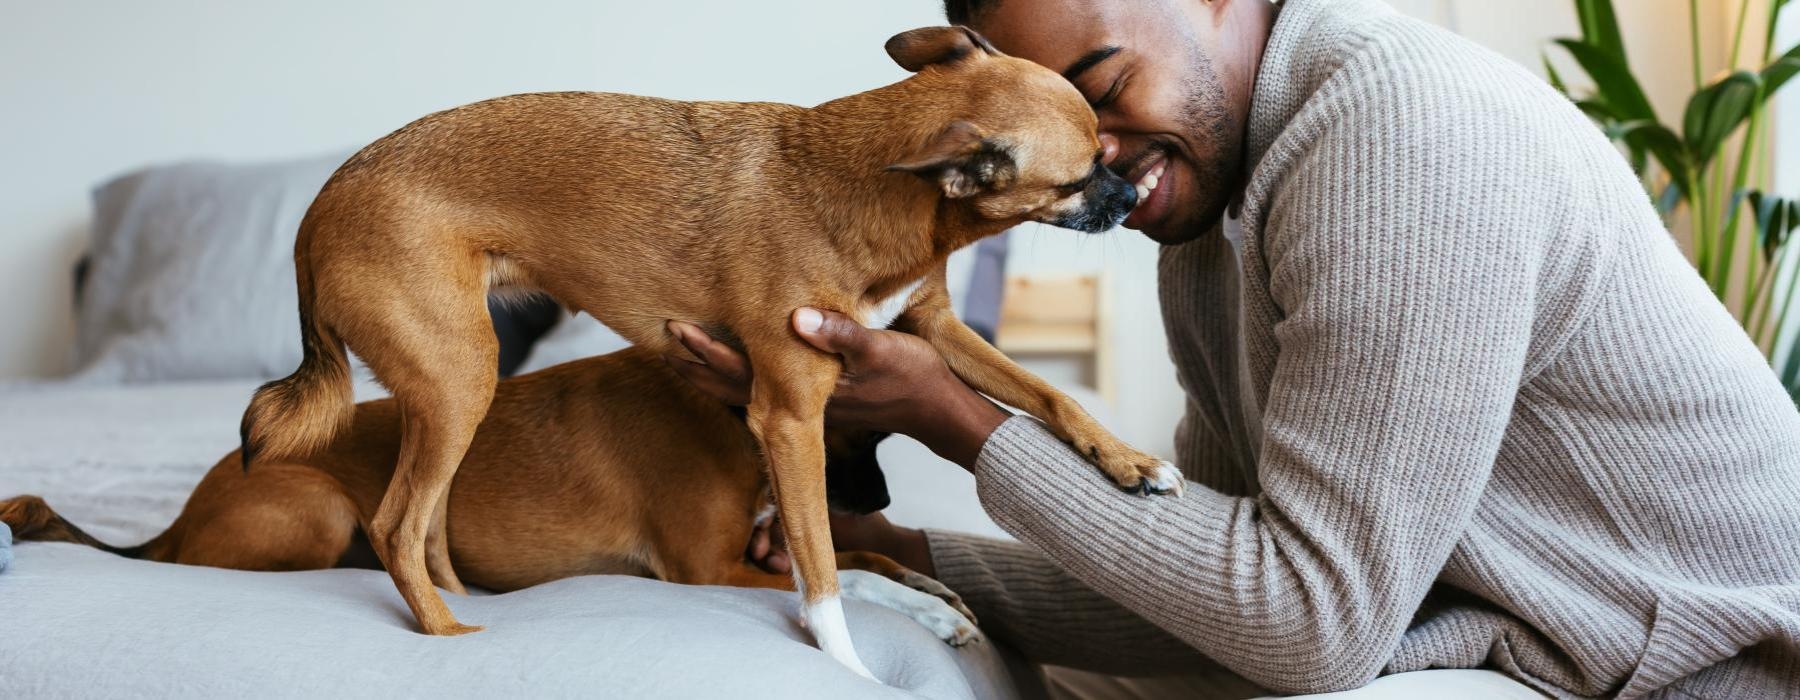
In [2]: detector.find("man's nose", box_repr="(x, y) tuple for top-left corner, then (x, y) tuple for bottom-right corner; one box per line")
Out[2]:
(1098, 132), (1121, 165)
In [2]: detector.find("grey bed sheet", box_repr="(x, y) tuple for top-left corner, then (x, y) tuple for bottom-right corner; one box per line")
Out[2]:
(0, 378), (1035, 699)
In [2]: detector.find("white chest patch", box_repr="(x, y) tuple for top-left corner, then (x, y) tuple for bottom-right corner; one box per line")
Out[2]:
(861, 279), (924, 330)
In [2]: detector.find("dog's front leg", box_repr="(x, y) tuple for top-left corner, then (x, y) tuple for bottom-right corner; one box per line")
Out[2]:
(743, 345), (879, 681)
(836, 551), (980, 646)
(900, 272), (1182, 495)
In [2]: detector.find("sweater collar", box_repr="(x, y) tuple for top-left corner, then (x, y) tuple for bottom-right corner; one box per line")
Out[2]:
(1244, 0), (1395, 174)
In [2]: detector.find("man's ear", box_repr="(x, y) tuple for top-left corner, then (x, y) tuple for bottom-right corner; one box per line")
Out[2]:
(885, 25), (1002, 72)
(885, 121), (1017, 199)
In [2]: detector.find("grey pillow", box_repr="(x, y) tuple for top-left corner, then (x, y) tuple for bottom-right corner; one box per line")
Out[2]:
(70, 154), (351, 383)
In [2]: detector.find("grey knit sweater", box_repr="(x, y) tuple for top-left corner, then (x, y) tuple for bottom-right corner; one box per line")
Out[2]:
(924, 1), (1800, 697)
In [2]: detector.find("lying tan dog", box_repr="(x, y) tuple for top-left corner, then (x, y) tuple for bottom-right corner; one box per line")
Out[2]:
(1, 347), (979, 647)
(237, 25), (1179, 676)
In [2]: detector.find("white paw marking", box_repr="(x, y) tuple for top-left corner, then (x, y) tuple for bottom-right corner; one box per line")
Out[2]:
(840, 570), (981, 647)
(1148, 460), (1185, 496)
(802, 596), (879, 681)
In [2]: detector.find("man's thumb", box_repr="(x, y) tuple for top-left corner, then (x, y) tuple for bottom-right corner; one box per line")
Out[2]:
(793, 307), (870, 358)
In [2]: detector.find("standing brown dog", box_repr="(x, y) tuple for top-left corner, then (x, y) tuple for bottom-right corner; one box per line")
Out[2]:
(238, 26), (1179, 677)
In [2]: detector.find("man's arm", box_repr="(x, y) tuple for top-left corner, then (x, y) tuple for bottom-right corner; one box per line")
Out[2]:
(921, 528), (1222, 676)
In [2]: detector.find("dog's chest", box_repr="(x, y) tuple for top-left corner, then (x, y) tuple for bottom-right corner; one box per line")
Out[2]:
(860, 279), (924, 330)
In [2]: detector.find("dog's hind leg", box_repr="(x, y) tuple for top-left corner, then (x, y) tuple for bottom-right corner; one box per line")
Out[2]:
(424, 496), (464, 595)
(328, 249), (497, 636)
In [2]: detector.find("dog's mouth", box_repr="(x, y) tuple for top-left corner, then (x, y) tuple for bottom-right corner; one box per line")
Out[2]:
(1049, 164), (1139, 233)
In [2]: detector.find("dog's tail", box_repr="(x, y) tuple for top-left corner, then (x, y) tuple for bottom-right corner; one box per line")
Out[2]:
(239, 258), (353, 471)
(1, 495), (156, 559)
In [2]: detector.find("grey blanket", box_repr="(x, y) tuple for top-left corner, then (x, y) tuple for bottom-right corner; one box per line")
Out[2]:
(0, 378), (1031, 698)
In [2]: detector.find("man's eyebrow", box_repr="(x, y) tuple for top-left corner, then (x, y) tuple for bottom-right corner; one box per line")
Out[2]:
(1062, 45), (1122, 82)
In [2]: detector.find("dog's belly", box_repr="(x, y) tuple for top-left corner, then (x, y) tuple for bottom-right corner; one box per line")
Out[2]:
(456, 549), (651, 593)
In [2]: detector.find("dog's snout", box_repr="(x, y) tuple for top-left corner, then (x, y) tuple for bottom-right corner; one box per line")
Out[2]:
(1048, 163), (1138, 233)
(1094, 166), (1137, 211)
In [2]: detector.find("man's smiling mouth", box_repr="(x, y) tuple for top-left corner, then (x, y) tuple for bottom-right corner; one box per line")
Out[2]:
(1132, 156), (1167, 203)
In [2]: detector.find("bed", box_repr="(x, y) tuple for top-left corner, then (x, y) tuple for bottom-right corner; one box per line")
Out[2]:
(0, 152), (1046, 698)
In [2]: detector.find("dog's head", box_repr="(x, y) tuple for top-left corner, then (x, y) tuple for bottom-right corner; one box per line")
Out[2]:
(823, 427), (893, 515)
(884, 26), (1138, 235)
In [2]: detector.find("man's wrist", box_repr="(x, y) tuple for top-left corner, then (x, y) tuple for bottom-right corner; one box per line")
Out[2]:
(886, 525), (936, 578)
(909, 381), (1008, 471)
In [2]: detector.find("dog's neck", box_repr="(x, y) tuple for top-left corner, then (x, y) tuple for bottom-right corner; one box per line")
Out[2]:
(783, 79), (1015, 304)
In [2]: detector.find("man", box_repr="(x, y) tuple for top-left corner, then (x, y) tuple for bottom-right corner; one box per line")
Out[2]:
(667, 0), (1800, 696)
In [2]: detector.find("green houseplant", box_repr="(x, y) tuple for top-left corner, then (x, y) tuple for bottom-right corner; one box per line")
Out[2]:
(1545, 0), (1800, 404)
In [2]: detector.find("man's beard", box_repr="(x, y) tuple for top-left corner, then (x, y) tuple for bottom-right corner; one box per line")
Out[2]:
(1173, 50), (1241, 241)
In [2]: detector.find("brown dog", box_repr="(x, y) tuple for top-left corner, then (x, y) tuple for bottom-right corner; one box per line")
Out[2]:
(237, 25), (1179, 677)
(1, 347), (979, 646)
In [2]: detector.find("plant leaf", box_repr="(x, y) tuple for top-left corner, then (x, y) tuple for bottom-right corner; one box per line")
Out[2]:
(1782, 330), (1800, 406)
(1543, 53), (1571, 96)
(1612, 120), (1692, 195)
(1764, 45), (1800, 94)
(1683, 70), (1764, 168)
(1555, 39), (1657, 123)
(1575, 0), (1628, 66)
(1577, 98), (1622, 123)
(1750, 191), (1800, 263)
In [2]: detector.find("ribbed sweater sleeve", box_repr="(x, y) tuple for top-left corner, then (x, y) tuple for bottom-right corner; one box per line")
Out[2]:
(922, 528), (1217, 676)
(931, 63), (1552, 693)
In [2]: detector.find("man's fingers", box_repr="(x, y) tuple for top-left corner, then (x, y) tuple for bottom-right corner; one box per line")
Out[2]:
(792, 307), (874, 360)
(668, 321), (751, 379)
(663, 353), (752, 405)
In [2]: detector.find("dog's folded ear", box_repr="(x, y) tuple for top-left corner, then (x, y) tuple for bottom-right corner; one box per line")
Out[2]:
(885, 26), (1002, 72)
(886, 120), (1017, 199)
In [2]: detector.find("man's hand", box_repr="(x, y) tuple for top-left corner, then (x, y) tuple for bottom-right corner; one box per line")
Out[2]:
(663, 308), (1009, 468)
(746, 510), (937, 578)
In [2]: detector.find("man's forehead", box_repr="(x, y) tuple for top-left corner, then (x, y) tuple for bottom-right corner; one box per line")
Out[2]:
(972, 0), (1122, 74)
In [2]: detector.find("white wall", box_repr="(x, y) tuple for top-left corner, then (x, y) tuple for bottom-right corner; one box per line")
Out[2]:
(0, 0), (943, 378)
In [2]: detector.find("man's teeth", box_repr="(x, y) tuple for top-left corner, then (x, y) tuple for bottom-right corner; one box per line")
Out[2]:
(1133, 161), (1166, 206)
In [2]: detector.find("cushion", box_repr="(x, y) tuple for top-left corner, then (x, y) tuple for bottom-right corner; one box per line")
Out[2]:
(67, 154), (561, 383)
(71, 154), (350, 383)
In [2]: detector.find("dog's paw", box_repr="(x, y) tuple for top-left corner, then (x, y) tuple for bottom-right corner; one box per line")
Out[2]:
(912, 598), (982, 647)
(898, 571), (978, 626)
(1137, 459), (1185, 497)
(1077, 440), (1185, 497)
(840, 570), (982, 647)
(422, 621), (484, 636)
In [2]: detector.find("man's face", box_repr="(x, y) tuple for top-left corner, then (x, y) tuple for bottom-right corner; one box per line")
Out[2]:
(970, 0), (1246, 244)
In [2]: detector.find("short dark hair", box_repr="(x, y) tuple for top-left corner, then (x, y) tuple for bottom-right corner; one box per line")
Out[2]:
(943, 0), (999, 25)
